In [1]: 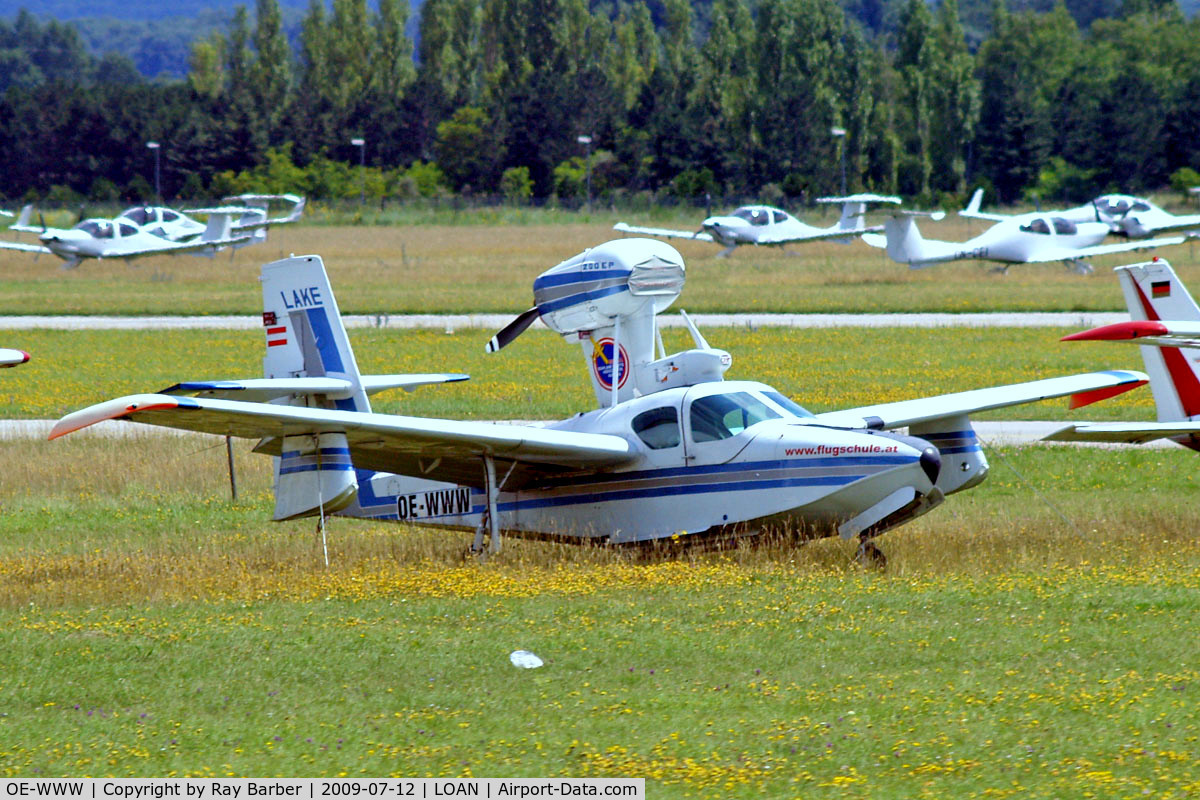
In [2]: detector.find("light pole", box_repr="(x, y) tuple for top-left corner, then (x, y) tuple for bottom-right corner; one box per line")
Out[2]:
(146, 141), (161, 203)
(350, 137), (366, 206)
(576, 134), (593, 212)
(830, 127), (847, 196)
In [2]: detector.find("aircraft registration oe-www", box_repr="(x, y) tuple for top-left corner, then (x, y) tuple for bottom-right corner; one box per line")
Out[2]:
(51, 239), (1147, 565)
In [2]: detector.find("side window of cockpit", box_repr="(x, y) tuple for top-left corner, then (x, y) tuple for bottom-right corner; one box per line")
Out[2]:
(162, 210), (180, 222)
(123, 208), (148, 225)
(118, 224), (138, 237)
(632, 407), (681, 450)
(750, 210), (769, 226)
(690, 392), (780, 442)
(1019, 218), (1050, 234)
(772, 210), (787, 223)
(1051, 218), (1077, 235)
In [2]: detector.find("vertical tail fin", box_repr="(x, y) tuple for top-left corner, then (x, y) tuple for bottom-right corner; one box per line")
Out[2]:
(261, 254), (366, 520)
(836, 201), (868, 232)
(261, 254), (370, 414)
(200, 211), (234, 243)
(884, 215), (925, 264)
(13, 205), (33, 230)
(1116, 260), (1200, 422)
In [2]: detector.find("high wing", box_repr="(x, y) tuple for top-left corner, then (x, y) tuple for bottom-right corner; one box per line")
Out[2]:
(0, 241), (51, 255)
(1061, 320), (1200, 349)
(813, 370), (1148, 430)
(612, 222), (714, 243)
(1029, 236), (1187, 263)
(49, 394), (636, 488)
(1043, 421), (1200, 445)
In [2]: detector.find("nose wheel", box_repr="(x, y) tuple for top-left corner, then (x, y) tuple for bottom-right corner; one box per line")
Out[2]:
(856, 536), (887, 569)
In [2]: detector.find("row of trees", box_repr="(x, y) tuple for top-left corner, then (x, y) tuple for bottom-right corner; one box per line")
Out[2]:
(1, 0), (1199, 206)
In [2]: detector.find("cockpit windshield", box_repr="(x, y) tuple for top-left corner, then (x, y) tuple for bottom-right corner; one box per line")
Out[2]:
(120, 208), (151, 226)
(763, 391), (815, 418)
(690, 392), (781, 442)
(1020, 218), (1051, 235)
(75, 220), (114, 238)
(732, 207), (770, 226)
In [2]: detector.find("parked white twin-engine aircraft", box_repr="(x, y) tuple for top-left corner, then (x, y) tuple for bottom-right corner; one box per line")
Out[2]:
(115, 194), (306, 242)
(50, 240), (1147, 564)
(0, 208), (253, 269)
(613, 194), (900, 257)
(1046, 258), (1200, 448)
(865, 202), (1185, 274)
(0, 348), (29, 367)
(962, 189), (1200, 240)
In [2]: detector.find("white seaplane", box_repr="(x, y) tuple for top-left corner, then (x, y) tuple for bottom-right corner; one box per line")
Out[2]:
(0, 208), (253, 269)
(1047, 258), (1200, 448)
(962, 189), (1200, 241)
(865, 198), (1185, 273)
(0, 348), (29, 368)
(50, 240), (1147, 564)
(613, 194), (900, 257)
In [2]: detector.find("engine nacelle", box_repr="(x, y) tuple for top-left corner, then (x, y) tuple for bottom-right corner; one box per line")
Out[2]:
(909, 415), (989, 496)
(533, 238), (684, 338)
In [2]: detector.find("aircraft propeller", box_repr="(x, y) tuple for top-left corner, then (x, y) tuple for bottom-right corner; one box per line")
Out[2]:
(485, 307), (540, 353)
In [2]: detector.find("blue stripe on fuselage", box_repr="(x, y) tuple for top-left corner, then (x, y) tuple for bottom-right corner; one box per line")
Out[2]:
(532, 269), (630, 290)
(536, 284), (628, 316)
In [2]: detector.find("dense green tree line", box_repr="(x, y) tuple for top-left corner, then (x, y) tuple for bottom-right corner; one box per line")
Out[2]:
(2, 0), (1200, 206)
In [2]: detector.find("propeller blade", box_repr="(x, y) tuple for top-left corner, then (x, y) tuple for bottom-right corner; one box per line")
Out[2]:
(486, 307), (540, 353)
(38, 213), (46, 233)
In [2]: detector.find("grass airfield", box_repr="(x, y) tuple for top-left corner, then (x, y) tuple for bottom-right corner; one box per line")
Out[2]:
(0, 211), (1197, 791)
(3, 207), (1200, 315)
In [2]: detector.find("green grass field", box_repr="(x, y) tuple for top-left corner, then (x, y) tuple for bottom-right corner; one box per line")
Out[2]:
(2, 212), (1198, 790)
(5, 211), (1200, 315)
(0, 325), (1156, 421)
(0, 434), (1197, 792)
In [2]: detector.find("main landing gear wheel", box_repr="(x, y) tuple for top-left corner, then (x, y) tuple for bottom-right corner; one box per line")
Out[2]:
(856, 537), (887, 569)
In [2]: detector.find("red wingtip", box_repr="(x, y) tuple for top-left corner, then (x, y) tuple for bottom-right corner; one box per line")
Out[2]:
(1062, 321), (1169, 342)
(1069, 380), (1148, 410)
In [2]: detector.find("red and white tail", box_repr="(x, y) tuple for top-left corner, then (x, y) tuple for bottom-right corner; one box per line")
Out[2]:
(1115, 259), (1200, 422)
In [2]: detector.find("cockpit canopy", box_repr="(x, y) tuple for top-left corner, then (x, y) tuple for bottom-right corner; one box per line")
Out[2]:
(1095, 196), (1153, 218)
(732, 207), (772, 226)
(74, 220), (137, 238)
(628, 387), (814, 451)
(119, 207), (182, 226)
(1019, 217), (1077, 235)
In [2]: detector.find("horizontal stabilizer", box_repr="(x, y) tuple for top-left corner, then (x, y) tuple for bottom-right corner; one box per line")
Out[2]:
(815, 194), (901, 205)
(1043, 421), (1200, 445)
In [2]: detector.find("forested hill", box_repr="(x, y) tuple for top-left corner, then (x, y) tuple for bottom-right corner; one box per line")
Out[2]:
(2, 0), (1188, 78)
